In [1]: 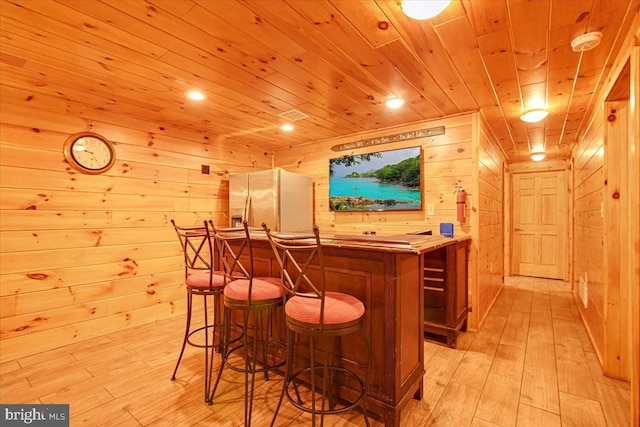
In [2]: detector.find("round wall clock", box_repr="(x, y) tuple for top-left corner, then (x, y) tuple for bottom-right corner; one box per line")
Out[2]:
(63, 132), (116, 174)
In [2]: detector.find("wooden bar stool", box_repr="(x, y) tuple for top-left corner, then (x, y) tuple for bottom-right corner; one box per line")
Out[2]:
(206, 220), (284, 426)
(263, 223), (370, 427)
(170, 219), (225, 403)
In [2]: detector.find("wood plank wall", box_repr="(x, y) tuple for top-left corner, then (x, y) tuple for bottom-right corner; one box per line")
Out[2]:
(475, 116), (506, 328)
(273, 113), (506, 330)
(0, 96), (271, 363)
(572, 103), (606, 362)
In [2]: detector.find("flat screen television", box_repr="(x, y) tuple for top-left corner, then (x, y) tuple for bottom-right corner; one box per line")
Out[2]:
(329, 146), (422, 211)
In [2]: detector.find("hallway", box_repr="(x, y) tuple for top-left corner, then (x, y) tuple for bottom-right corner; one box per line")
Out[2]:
(405, 276), (630, 426)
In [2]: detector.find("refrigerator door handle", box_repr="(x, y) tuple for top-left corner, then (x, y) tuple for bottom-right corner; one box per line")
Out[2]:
(242, 192), (250, 223)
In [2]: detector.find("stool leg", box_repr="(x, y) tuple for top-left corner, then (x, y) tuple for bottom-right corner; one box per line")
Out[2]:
(206, 310), (216, 406)
(213, 293), (223, 352)
(291, 333), (304, 405)
(360, 322), (371, 427)
(270, 327), (294, 427)
(320, 337), (338, 427)
(242, 310), (256, 426)
(171, 292), (193, 381)
(202, 295), (210, 402)
(310, 335), (317, 427)
(209, 306), (231, 405)
(263, 309), (271, 381)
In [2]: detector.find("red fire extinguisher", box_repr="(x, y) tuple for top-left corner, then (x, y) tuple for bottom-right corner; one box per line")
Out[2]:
(455, 186), (466, 223)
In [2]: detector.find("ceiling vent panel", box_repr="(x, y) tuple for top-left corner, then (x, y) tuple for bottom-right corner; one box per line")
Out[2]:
(278, 109), (309, 121)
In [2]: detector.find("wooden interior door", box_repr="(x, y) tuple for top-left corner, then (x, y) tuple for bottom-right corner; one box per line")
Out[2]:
(512, 171), (567, 279)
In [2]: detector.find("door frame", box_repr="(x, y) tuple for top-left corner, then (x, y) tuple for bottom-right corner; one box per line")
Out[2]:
(507, 160), (571, 282)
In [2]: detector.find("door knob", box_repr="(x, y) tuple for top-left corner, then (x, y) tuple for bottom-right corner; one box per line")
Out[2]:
(514, 227), (524, 231)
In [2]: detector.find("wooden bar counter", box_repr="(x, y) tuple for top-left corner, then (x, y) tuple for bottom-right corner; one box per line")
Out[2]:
(227, 231), (470, 426)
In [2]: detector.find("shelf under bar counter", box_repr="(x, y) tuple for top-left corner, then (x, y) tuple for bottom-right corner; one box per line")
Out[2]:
(219, 231), (471, 426)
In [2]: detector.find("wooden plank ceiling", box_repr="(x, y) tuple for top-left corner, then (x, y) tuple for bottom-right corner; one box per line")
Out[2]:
(1, 0), (637, 162)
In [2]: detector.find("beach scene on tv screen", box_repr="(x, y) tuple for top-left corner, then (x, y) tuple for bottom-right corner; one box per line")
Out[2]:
(329, 146), (422, 211)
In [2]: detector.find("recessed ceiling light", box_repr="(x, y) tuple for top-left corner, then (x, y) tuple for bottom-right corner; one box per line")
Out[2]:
(280, 124), (294, 132)
(531, 151), (546, 162)
(385, 96), (405, 109)
(186, 90), (205, 101)
(520, 109), (548, 123)
(401, 0), (451, 20)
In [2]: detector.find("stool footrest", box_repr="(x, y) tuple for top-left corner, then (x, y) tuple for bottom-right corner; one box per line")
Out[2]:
(185, 324), (224, 349)
(224, 339), (286, 374)
(285, 365), (366, 415)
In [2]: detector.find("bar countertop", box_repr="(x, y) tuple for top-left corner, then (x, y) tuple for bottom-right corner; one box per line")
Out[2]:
(250, 229), (471, 254)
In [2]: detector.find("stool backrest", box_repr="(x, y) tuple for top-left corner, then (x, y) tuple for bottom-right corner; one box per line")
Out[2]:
(262, 224), (327, 322)
(171, 219), (215, 288)
(206, 220), (264, 301)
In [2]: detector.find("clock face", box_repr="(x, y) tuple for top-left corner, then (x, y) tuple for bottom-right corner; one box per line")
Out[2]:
(64, 133), (115, 174)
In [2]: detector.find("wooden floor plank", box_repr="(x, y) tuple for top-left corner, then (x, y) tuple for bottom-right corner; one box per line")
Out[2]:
(421, 375), (447, 412)
(499, 311), (530, 349)
(426, 382), (482, 426)
(556, 358), (598, 400)
(466, 330), (501, 358)
(527, 315), (554, 343)
(450, 351), (493, 391)
(474, 373), (521, 426)
(515, 403), (561, 427)
(520, 361), (560, 414)
(554, 337), (587, 363)
(489, 343), (525, 381)
(0, 376), (40, 404)
(424, 355), (460, 385)
(593, 381), (631, 427)
(524, 338), (556, 373)
(145, 397), (214, 427)
(70, 397), (145, 426)
(470, 417), (501, 426)
(401, 395), (436, 426)
(558, 392), (607, 427)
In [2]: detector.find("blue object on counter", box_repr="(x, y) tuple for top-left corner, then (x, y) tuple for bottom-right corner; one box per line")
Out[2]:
(440, 223), (454, 238)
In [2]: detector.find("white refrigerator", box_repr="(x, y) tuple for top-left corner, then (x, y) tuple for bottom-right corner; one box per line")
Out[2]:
(229, 168), (313, 232)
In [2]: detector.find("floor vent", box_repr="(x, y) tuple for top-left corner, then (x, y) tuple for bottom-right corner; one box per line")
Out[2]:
(579, 274), (588, 308)
(278, 109), (309, 121)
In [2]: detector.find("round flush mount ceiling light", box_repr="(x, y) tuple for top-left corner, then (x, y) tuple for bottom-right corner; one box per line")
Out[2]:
(384, 96), (405, 109)
(401, 0), (451, 20)
(520, 108), (548, 123)
(530, 151), (546, 162)
(186, 90), (206, 101)
(571, 32), (603, 52)
(280, 124), (294, 132)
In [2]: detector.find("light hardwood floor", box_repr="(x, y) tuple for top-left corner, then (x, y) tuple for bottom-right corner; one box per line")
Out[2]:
(0, 276), (631, 426)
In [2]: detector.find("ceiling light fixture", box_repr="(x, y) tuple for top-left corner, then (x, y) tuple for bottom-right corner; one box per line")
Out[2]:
(401, 0), (451, 20)
(571, 32), (603, 52)
(186, 90), (205, 101)
(530, 151), (546, 162)
(520, 108), (548, 123)
(280, 124), (294, 132)
(385, 96), (405, 109)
